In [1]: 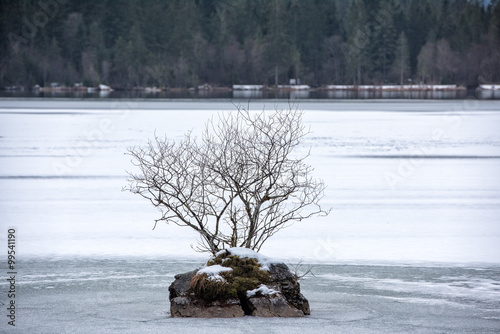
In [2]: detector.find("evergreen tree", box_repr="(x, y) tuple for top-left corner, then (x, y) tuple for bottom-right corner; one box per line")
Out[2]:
(390, 32), (410, 85)
(0, 0), (499, 88)
(111, 36), (130, 87)
(262, 0), (293, 85)
(370, 0), (398, 83)
(406, 0), (435, 74)
(437, 0), (456, 41)
(345, 0), (369, 84)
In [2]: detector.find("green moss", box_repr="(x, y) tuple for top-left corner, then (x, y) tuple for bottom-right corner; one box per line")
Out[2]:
(189, 251), (270, 303)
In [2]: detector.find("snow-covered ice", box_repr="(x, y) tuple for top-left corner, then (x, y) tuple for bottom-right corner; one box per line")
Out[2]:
(1, 258), (498, 334)
(1, 99), (500, 333)
(2, 99), (499, 264)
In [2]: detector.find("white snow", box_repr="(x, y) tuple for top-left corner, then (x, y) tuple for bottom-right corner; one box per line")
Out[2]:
(217, 247), (278, 270)
(1, 100), (500, 264)
(246, 284), (279, 298)
(1, 99), (500, 333)
(197, 265), (232, 281)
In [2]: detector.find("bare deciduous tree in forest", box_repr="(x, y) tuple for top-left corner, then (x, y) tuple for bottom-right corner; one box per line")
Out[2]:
(125, 105), (329, 254)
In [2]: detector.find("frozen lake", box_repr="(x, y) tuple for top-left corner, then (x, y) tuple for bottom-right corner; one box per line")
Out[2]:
(1, 99), (500, 332)
(7, 259), (500, 334)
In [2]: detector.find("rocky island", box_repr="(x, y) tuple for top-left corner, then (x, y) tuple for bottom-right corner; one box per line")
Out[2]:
(169, 248), (310, 318)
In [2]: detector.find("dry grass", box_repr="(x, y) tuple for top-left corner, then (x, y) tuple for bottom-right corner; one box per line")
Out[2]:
(188, 272), (235, 302)
(189, 253), (271, 303)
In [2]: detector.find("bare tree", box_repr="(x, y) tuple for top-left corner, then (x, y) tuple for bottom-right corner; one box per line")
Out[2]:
(125, 104), (329, 254)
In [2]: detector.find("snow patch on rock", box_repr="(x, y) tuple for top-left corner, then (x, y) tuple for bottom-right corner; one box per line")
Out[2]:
(197, 265), (233, 282)
(247, 284), (279, 298)
(215, 247), (278, 271)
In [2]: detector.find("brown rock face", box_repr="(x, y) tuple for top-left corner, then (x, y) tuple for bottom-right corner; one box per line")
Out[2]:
(170, 296), (245, 318)
(245, 290), (304, 317)
(267, 263), (311, 315)
(168, 270), (197, 300)
(168, 258), (310, 318)
(169, 270), (244, 318)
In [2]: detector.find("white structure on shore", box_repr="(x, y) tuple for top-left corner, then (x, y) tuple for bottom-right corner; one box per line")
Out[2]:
(478, 84), (500, 90)
(232, 85), (264, 90)
(324, 84), (463, 91)
(99, 84), (113, 91)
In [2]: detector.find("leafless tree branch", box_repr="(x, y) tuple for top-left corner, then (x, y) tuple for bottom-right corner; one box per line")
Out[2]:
(124, 104), (330, 254)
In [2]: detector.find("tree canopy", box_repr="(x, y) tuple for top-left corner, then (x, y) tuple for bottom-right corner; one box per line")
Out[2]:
(125, 105), (329, 254)
(1, 0), (499, 88)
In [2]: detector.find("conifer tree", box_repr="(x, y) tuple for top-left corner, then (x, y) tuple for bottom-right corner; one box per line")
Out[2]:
(390, 32), (410, 85)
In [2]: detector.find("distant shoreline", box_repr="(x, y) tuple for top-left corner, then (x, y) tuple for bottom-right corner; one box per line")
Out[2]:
(5, 83), (499, 94)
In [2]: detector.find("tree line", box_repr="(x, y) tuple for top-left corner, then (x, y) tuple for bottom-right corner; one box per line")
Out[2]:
(1, 0), (499, 89)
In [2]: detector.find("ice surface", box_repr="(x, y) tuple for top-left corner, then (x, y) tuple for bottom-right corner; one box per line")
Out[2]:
(0, 258), (498, 334)
(1, 99), (500, 333)
(1, 99), (500, 264)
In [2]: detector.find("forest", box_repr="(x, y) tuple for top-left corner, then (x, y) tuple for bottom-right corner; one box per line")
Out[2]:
(1, 0), (499, 89)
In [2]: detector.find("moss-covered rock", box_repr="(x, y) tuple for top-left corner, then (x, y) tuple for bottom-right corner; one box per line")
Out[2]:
(189, 251), (270, 304)
(169, 247), (310, 317)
